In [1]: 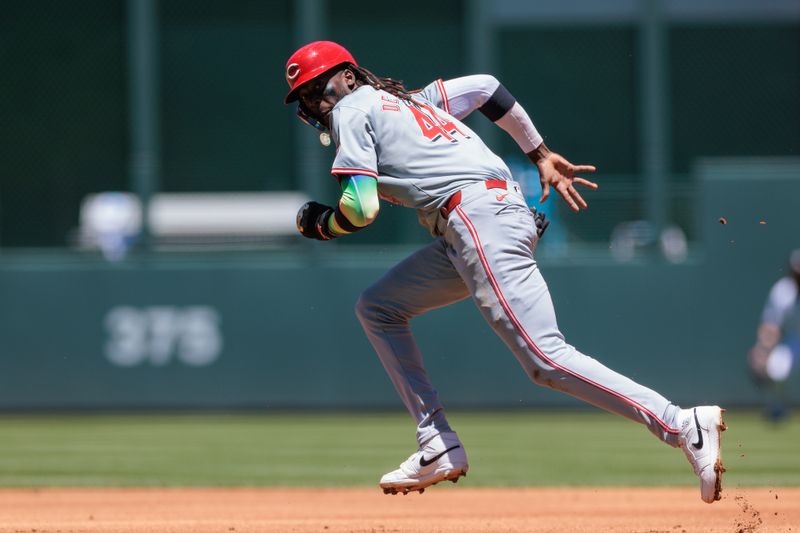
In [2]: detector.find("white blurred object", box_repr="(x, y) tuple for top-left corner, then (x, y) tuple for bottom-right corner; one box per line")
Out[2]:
(610, 220), (688, 263)
(610, 220), (655, 262)
(766, 344), (794, 382)
(149, 192), (308, 236)
(659, 225), (689, 263)
(80, 192), (141, 261)
(79, 191), (310, 257)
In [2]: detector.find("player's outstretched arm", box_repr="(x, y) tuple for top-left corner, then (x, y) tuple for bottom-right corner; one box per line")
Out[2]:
(433, 75), (598, 211)
(528, 143), (597, 212)
(436, 75), (598, 211)
(431, 76), (541, 149)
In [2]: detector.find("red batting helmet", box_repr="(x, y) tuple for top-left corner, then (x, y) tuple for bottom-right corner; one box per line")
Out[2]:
(284, 41), (357, 104)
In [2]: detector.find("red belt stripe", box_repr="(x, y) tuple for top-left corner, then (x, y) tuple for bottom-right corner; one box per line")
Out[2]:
(441, 179), (507, 218)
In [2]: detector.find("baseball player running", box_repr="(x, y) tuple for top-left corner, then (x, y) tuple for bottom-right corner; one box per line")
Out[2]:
(284, 41), (726, 503)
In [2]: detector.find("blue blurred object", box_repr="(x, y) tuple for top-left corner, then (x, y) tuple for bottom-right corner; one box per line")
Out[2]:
(507, 157), (568, 257)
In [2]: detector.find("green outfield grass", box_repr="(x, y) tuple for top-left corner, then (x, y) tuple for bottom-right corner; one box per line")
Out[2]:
(0, 410), (796, 487)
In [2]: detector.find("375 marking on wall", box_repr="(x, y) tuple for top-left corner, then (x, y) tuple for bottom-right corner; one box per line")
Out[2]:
(104, 306), (223, 367)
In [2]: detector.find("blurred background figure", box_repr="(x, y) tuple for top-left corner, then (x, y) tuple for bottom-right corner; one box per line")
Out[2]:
(609, 220), (688, 264)
(748, 249), (800, 422)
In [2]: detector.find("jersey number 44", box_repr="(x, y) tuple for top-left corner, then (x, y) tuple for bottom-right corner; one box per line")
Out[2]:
(407, 101), (470, 144)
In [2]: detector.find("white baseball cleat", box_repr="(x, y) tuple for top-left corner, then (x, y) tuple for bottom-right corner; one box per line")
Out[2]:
(380, 431), (468, 495)
(678, 406), (727, 503)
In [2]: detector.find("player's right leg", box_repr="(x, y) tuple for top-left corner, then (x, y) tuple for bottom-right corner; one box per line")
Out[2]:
(355, 238), (470, 493)
(445, 191), (726, 502)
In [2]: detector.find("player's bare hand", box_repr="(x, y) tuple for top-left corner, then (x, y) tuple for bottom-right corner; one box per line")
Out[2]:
(529, 147), (598, 212)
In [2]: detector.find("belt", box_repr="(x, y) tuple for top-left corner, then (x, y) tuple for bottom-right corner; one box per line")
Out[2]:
(440, 179), (508, 218)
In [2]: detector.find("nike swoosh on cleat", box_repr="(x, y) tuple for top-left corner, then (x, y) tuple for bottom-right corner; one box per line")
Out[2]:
(419, 445), (461, 467)
(692, 408), (704, 450)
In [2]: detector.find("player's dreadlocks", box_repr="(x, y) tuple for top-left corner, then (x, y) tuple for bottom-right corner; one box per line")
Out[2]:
(350, 65), (416, 102)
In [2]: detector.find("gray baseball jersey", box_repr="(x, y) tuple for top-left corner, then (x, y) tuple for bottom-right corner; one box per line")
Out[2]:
(343, 76), (685, 449)
(330, 80), (512, 235)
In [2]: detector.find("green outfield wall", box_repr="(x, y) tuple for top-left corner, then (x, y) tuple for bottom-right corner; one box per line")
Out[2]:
(1, 161), (798, 409)
(2, 1), (798, 410)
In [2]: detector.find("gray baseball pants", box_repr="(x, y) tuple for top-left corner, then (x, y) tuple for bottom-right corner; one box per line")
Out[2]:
(355, 180), (683, 448)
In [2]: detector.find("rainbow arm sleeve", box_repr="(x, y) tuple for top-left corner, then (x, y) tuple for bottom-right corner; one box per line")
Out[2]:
(327, 174), (380, 237)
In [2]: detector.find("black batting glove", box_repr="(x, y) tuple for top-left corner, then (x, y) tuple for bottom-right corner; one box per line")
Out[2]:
(531, 207), (550, 239)
(296, 201), (336, 240)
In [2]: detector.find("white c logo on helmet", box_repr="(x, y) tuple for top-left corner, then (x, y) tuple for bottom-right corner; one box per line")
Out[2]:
(286, 63), (301, 82)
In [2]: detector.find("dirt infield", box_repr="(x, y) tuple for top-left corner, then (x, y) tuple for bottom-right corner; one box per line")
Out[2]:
(0, 487), (796, 533)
